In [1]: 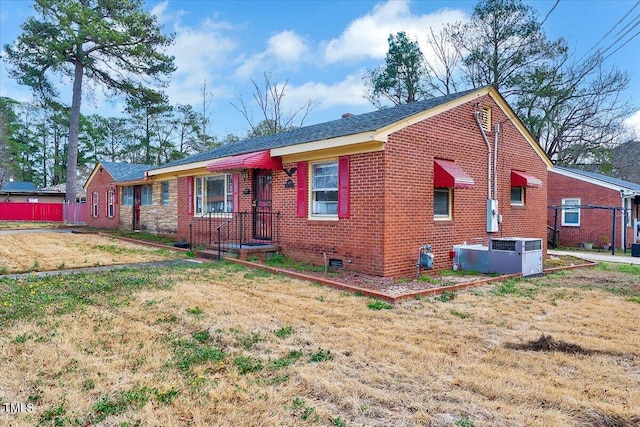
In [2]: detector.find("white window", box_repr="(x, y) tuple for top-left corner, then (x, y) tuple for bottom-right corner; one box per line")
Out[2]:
(161, 181), (170, 206)
(562, 198), (580, 226)
(141, 185), (153, 206)
(511, 187), (524, 205)
(92, 192), (99, 217)
(122, 186), (133, 206)
(107, 190), (114, 218)
(194, 174), (233, 215)
(434, 188), (452, 220)
(311, 161), (338, 216)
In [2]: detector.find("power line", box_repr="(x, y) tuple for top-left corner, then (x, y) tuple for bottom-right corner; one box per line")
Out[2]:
(585, 0), (640, 56)
(541, 0), (560, 26)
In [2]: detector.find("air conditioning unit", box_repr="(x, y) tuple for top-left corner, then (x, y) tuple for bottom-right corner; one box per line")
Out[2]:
(489, 237), (543, 277)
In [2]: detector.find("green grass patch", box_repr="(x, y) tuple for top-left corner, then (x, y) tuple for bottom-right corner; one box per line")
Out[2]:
(171, 336), (225, 374)
(0, 265), (193, 326)
(269, 350), (303, 370)
(450, 309), (470, 319)
(265, 254), (327, 272)
(436, 291), (456, 302)
(233, 355), (263, 374)
(367, 299), (393, 310)
(309, 348), (333, 363)
(186, 306), (203, 315)
(274, 325), (294, 339)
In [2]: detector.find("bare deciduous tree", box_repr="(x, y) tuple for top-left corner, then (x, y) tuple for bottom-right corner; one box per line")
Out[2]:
(232, 72), (319, 137)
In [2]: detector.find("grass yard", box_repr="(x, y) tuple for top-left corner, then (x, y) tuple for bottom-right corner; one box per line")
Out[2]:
(0, 261), (639, 426)
(0, 232), (186, 274)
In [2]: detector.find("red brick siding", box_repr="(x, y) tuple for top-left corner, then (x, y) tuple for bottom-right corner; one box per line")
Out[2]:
(85, 169), (120, 229)
(171, 96), (548, 278)
(547, 171), (638, 248)
(381, 98), (548, 277)
(274, 152), (386, 276)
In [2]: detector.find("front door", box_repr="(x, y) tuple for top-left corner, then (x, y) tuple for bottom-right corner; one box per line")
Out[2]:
(253, 169), (272, 240)
(133, 185), (141, 231)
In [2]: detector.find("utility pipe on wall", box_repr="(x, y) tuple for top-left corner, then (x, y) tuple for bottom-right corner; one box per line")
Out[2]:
(474, 111), (492, 200)
(494, 123), (500, 201)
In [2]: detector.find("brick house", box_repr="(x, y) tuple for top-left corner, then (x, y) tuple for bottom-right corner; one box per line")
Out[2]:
(85, 86), (551, 277)
(83, 161), (156, 230)
(548, 166), (640, 249)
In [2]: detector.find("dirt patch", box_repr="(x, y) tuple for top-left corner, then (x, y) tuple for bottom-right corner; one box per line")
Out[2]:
(505, 334), (594, 354)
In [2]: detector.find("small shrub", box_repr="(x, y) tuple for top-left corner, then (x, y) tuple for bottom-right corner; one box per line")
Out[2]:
(367, 299), (393, 310)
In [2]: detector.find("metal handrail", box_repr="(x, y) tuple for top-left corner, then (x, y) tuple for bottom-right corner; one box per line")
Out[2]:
(188, 211), (280, 258)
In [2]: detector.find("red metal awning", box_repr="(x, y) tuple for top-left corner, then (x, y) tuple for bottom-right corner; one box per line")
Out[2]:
(511, 170), (543, 188)
(434, 159), (475, 189)
(206, 150), (282, 172)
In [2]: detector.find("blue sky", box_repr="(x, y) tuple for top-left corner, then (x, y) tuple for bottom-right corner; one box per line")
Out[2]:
(1, 0), (639, 138)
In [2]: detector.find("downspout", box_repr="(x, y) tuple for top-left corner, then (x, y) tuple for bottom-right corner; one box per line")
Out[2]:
(474, 111), (492, 199)
(494, 123), (500, 202)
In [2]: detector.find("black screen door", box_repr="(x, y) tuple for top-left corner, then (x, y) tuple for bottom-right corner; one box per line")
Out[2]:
(253, 170), (272, 240)
(133, 185), (141, 231)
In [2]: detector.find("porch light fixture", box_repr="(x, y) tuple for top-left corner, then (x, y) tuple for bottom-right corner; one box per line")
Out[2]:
(243, 188), (251, 195)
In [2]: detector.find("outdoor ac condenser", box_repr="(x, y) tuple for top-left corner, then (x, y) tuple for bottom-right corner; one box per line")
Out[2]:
(488, 237), (543, 277)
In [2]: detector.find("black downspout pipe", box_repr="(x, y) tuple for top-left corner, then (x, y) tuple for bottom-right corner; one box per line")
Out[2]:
(553, 208), (559, 249)
(612, 208), (617, 256)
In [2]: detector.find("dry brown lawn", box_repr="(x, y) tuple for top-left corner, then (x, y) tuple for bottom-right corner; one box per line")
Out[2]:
(0, 231), (184, 273)
(1, 259), (639, 426)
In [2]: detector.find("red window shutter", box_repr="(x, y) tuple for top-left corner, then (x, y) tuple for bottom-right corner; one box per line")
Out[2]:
(114, 185), (119, 205)
(296, 161), (308, 218)
(338, 156), (350, 218)
(232, 173), (239, 213)
(187, 176), (193, 214)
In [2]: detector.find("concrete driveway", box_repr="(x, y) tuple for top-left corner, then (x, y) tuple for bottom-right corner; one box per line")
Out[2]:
(548, 249), (640, 265)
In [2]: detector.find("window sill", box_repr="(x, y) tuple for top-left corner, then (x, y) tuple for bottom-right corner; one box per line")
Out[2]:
(308, 215), (339, 222)
(434, 219), (454, 225)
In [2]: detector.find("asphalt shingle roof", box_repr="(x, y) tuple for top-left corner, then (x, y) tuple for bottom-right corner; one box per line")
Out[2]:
(554, 166), (640, 192)
(156, 88), (480, 170)
(100, 161), (151, 182)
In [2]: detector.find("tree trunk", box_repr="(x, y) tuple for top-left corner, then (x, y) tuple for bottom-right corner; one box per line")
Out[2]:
(66, 61), (83, 203)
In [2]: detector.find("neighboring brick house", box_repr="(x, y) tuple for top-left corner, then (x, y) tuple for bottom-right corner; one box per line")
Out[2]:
(548, 166), (640, 249)
(86, 86), (552, 278)
(84, 161), (154, 230)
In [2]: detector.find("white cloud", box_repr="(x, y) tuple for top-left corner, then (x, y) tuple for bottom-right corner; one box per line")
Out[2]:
(267, 30), (307, 63)
(284, 73), (371, 117)
(323, 0), (467, 65)
(235, 30), (308, 79)
(159, 11), (239, 106)
(150, 1), (171, 24)
(624, 110), (640, 137)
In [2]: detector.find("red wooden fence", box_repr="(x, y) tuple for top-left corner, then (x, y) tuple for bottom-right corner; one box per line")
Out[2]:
(0, 202), (63, 222)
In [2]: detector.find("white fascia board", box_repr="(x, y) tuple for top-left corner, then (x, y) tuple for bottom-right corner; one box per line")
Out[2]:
(147, 160), (216, 177)
(551, 168), (638, 194)
(270, 131), (384, 157)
